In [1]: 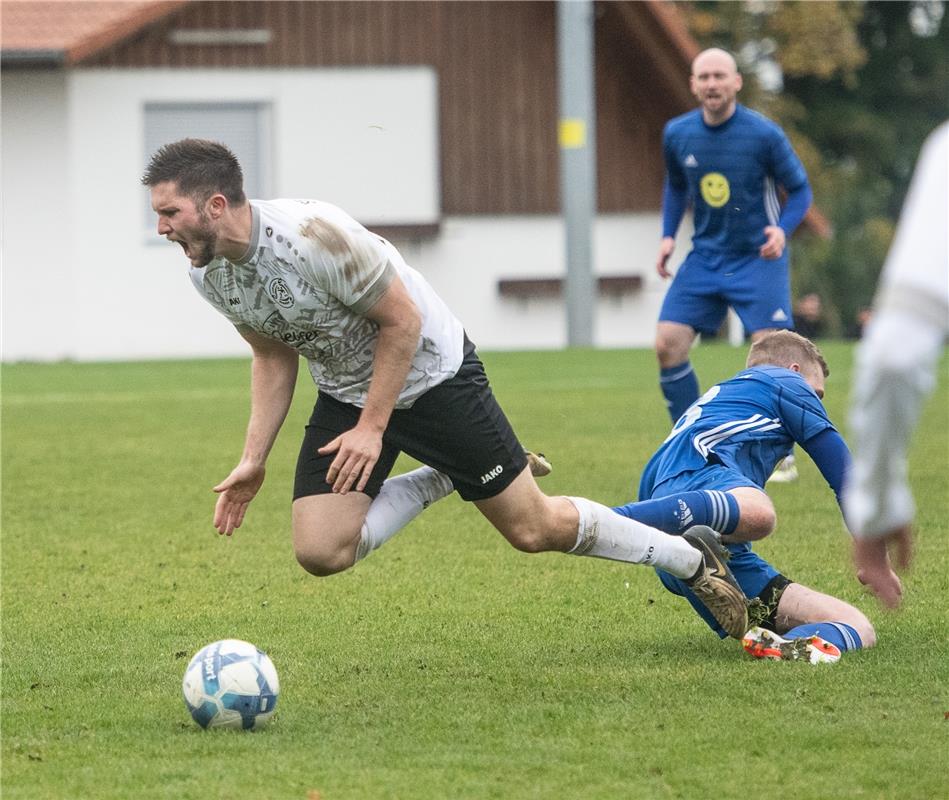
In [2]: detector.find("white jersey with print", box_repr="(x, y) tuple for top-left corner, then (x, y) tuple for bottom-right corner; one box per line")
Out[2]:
(843, 122), (948, 537)
(190, 199), (464, 408)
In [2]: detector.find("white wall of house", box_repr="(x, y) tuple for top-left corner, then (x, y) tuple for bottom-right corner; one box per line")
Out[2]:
(1, 67), (691, 362)
(2, 70), (75, 361)
(389, 214), (688, 350)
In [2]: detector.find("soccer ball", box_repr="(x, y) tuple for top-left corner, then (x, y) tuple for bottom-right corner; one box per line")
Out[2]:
(181, 639), (280, 730)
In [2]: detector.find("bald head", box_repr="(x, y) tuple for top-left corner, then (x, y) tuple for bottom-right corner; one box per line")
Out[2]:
(690, 48), (742, 124)
(692, 48), (739, 77)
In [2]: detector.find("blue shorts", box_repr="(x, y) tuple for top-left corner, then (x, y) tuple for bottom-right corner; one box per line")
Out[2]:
(659, 249), (793, 336)
(646, 465), (790, 639)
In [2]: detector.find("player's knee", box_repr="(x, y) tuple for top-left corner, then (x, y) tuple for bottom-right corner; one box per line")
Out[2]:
(743, 506), (776, 540)
(731, 490), (776, 540)
(499, 517), (552, 554)
(654, 328), (691, 367)
(292, 525), (359, 577)
(654, 335), (678, 365)
(846, 609), (876, 649)
(505, 527), (549, 554)
(294, 546), (352, 577)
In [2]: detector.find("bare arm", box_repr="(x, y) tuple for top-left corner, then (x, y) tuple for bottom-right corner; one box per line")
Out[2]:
(853, 528), (911, 610)
(213, 327), (299, 535)
(318, 274), (422, 494)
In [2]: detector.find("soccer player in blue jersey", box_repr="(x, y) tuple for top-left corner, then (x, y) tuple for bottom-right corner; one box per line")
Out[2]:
(654, 49), (812, 461)
(614, 331), (874, 663)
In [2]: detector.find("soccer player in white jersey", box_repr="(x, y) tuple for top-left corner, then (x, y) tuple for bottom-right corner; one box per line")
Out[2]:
(843, 121), (949, 609)
(143, 138), (750, 639)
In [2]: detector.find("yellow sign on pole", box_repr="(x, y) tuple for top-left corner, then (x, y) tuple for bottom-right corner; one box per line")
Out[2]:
(559, 118), (587, 149)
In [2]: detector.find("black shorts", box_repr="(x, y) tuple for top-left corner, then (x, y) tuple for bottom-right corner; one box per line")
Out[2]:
(293, 338), (527, 502)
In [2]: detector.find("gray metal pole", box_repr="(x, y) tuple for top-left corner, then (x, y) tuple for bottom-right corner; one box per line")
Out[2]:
(557, 0), (597, 347)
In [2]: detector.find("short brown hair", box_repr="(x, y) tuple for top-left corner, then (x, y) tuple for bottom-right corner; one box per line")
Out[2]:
(746, 330), (829, 377)
(141, 138), (246, 205)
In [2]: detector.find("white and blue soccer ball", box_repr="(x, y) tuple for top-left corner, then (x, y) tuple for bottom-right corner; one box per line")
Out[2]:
(182, 639), (280, 730)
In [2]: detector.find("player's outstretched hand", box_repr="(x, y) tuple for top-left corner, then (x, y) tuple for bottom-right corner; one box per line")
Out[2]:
(319, 425), (383, 495)
(212, 461), (266, 536)
(655, 237), (676, 278)
(853, 526), (913, 609)
(759, 226), (786, 259)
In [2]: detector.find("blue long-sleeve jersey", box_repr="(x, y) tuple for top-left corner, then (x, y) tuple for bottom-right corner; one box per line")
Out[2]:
(639, 366), (851, 503)
(662, 105), (811, 255)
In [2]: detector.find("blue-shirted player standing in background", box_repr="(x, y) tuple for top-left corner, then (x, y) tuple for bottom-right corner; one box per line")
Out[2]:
(614, 331), (874, 663)
(655, 49), (812, 481)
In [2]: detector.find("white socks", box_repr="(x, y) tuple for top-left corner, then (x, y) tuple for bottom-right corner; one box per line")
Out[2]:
(355, 466), (454, 562)
(351, 474), (703, 579)
(565, 496), (702, 579)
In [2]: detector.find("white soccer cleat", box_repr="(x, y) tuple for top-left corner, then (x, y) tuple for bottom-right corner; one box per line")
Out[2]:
(742, 626), (841, 664)
(767, 455), (799, 483)
(526, 450), (552, 477)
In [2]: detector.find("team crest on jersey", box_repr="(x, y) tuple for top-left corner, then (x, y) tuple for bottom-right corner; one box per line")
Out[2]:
(266, 226), (274, 237)
(268, 277), (295, 308)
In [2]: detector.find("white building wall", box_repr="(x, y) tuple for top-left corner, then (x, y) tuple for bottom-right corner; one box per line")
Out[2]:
(1, 70), (75, 361)
(389, 214), (686, 350)
(1, 67), (691, 362)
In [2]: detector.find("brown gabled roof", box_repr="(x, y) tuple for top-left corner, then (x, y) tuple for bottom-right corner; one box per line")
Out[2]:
(1, 0), (187, 65)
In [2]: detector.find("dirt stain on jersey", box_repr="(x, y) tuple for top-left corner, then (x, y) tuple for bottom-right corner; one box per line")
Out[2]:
(300, 216), (375, 293)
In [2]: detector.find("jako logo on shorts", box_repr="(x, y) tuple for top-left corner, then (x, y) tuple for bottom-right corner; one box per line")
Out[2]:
(480, 465), (503, 484)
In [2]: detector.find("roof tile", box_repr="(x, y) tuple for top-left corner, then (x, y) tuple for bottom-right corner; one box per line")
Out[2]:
(2, 0), (186, 63)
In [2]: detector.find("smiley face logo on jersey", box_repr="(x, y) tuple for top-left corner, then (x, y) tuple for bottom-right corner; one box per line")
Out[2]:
(700, 172), (730, 208)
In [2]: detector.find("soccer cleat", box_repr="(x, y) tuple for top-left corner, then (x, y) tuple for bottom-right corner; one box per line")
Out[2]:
(742, 626), (841, 664)
(526, 450), (552, 477)
(682, 525), (749, 639)
(767, 455), (798, 483)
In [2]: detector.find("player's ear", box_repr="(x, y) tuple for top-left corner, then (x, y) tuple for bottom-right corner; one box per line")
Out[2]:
(788, 362), (802, 373)
(206, 193), (228, 218)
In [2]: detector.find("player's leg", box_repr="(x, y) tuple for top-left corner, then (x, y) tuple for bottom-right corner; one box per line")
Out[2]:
(655, 252), (727, 422)
(392, 350), (705, 575)
(773, 582), (874, 649)
(742, 582), (873, 664)
(612, 477), (774, 541)
(655, 537), (783, 640)
(293, 492), (372, 575)
(291, 393), (454, 576)
(474, 472), (748, 638)
(292, 465), (455, 575)
(656, 321), (700, 422)
(394, 342), (747, 636)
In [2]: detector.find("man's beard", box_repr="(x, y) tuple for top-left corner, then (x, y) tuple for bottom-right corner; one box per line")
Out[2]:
(190, 213), (218, 268)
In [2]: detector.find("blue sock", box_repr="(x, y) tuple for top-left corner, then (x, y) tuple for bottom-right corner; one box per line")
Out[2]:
(613, 490), (740, 535)
(660, 361), (700, 423)
(783, 622), (862, 652)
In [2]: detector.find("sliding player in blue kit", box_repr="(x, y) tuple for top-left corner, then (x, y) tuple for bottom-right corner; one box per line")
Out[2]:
(654, 49), (812, 485)
(614, 331), (875, 664)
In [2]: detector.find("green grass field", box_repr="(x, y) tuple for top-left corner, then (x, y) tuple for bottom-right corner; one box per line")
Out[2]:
(3, 343), (947, 799)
